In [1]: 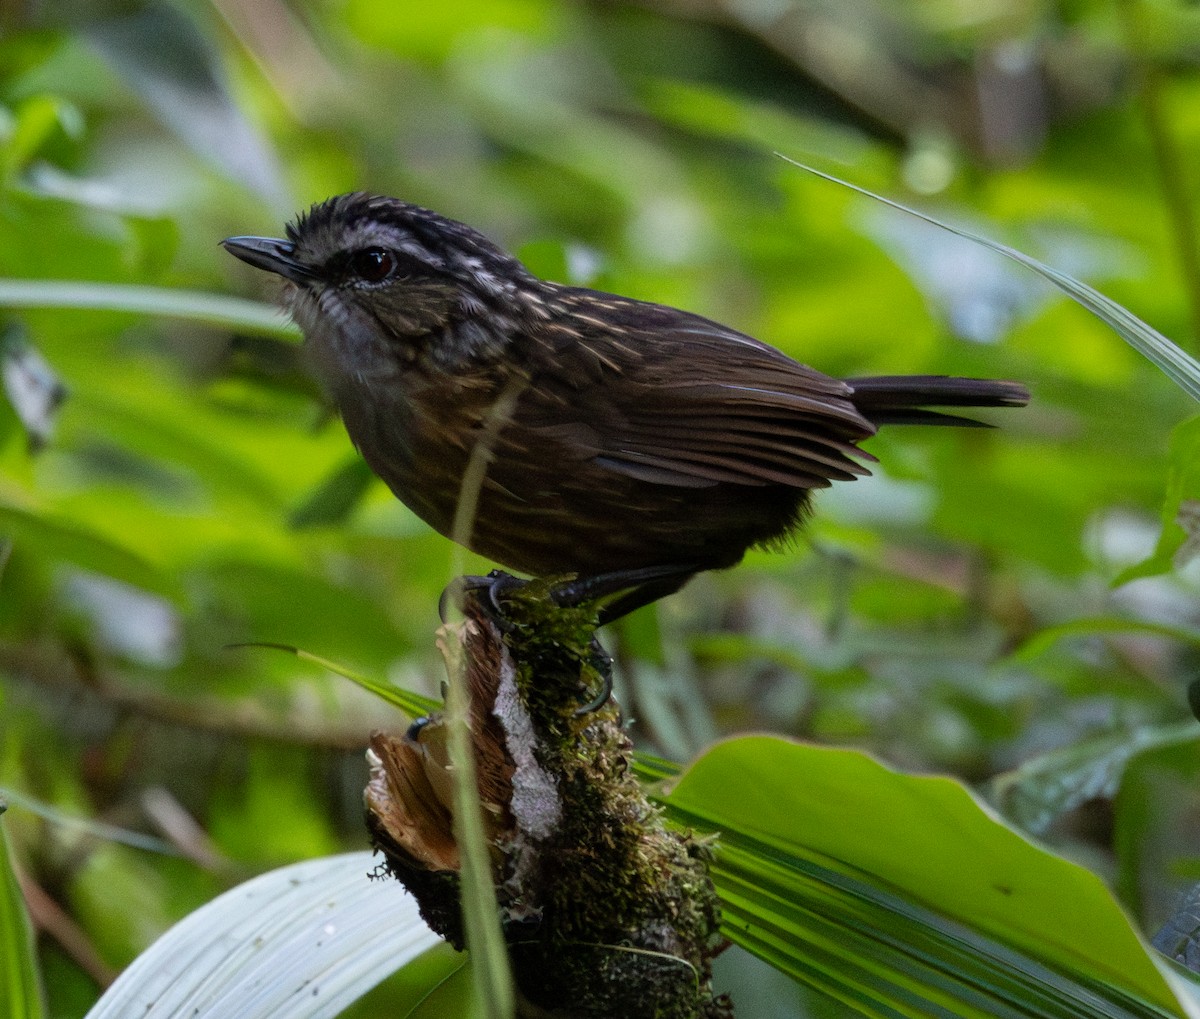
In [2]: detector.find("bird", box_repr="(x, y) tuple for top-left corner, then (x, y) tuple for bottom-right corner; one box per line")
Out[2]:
(223, 193), (1029, 622)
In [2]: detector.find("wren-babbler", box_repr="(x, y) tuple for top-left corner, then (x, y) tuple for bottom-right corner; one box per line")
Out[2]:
(223, 194), (1029, 620)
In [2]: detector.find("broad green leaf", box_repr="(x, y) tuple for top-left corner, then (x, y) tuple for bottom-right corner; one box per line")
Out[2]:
(1163, 969), (1200, 1015)
(0, 503), (182, 600)
(405, 960), (475, 1017)
(664, 736), (1185, 1018)
(0, 812), (45, 1019)
(633, 751), (683, 784)
(784, 158), (1200, 402)
(84, 852), (447, 1019)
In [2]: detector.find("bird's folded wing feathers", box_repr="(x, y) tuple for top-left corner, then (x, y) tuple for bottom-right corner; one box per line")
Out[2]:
(516, 305), (877, 489)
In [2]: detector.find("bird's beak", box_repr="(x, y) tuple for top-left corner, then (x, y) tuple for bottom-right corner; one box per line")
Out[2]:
(221, 236), (320, 283)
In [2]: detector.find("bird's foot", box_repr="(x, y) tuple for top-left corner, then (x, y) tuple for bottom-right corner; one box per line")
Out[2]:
(547, 564), (701, 625)
(438, 570), (615, 714)
(575, 637), (615, 716)
(438, 570), (527, 628)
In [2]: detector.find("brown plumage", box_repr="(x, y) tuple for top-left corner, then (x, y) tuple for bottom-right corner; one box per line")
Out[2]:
(224, 194), (1029, 619)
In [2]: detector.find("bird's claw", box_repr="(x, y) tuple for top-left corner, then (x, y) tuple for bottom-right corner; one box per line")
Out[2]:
(574, 637), (615, 716)
(438, 570), (526, 626)
(438, 572), (615, 715)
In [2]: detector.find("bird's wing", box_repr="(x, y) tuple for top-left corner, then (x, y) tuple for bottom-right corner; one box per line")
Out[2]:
(513, 289), (877, 490)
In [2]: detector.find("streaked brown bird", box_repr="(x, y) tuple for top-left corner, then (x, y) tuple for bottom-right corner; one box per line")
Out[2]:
(224, 194), (1029, 621)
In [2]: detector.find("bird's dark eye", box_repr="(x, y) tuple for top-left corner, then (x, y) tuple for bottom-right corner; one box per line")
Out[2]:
(348, 247), (396, 283)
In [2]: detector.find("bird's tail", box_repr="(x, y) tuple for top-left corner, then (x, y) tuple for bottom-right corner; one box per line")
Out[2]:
(847, 375), (1030, 428)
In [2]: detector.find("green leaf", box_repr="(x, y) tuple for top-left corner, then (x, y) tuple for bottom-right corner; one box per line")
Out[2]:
(232, 643), (440, 720)
(992, 722), (1200, 836)
(633, 751), (683, 785)
(1011, 617), (1200, 665)
(344, 0), (561, 63)
(404, 960), (475, 1018)
(783, 158), (1200, 401)
(1116, 416), (1200, 582)
(644, 78), (873, 168)
(289, 456), (377, 530)
(0, 325), (66, 450)
(664, 736), (1185, 1017)
(0, 812), (45, 1019)
(1114, 738), (1200, 934)
(0, 280), (298, 340)
(84, 852), (447, 1019)
(86, 6), (286, 206)
(0, 502), (181, 601)
(1, 94), (81, 182)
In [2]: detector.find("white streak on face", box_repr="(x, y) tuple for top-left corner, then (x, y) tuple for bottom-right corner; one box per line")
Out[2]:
(462, 255), (518, 299)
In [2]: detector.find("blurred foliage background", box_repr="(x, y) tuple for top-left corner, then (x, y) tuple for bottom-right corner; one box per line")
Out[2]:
(3, 0), (1200, 1014)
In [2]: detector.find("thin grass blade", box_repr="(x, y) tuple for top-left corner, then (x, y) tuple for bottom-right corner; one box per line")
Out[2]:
(781, 157), (1200, 401)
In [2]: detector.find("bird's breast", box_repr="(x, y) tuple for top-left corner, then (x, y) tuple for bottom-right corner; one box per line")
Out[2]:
(334, 357), (509, 541)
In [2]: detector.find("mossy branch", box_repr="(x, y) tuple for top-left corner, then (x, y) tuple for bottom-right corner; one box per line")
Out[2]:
(364, 580), (732, 1018)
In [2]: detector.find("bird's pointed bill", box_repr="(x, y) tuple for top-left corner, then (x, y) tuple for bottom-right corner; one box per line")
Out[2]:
(221, 236), (319, 283)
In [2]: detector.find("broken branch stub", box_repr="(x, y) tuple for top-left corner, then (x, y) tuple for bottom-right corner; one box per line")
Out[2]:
(365, 581), (732, 1018)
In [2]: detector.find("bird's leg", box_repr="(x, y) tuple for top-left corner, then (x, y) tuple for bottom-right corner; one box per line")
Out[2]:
(441, 564), (699, 625)
(439, 570), (624, 714)
(553, 565), (700, 714)
(547, 564), (701, 625)
(438, 565), (698, 713)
